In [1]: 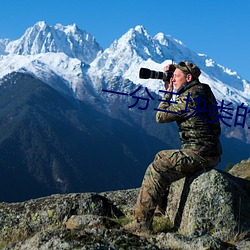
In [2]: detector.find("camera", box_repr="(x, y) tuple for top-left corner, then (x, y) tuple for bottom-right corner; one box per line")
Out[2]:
(139, 65), (176, 82)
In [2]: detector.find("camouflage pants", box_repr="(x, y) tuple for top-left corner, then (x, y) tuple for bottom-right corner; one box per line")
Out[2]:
(134, 149), (220, 222)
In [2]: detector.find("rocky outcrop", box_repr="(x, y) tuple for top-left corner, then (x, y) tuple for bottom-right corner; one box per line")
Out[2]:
(165, 169), (250, 240)
(229, 158), (250, 180)
(0, 169), (250, 249)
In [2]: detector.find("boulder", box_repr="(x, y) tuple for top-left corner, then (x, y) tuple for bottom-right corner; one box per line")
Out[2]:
(165, 169), (250, 241)
(0, 193), (124, 248)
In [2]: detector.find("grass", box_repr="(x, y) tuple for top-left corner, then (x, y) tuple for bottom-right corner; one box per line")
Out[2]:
(113, 214), (174, 235)
(112, 216), (134, 227)
(152, 216), (174, 234)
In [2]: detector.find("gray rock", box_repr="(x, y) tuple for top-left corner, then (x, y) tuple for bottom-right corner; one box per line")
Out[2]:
(229, 157), (250, 180)
(165, 169), (250, 241)
(156, 232), (227, 250)
(0, 192), (124, 248)
(1, 169), (250, 249)
(101, 188), (139, 215)
(4, 228), (161, 250)
(65, 214), (120, 230)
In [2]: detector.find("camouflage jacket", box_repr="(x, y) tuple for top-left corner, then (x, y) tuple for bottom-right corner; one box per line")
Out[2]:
(156, 80), (222, 157)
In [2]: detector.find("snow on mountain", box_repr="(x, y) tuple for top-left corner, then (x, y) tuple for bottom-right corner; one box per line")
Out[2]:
(5, 21), (102, 64)
(0, 22), (103, 102)
(0, 39), (9, 55)
(89, 25), (250, 106)
(0, 52), (100, 103)
(88, 25), (169, 92)
(0, 22), (249, 109)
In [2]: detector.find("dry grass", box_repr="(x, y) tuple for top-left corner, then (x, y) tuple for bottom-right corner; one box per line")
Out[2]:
(225, 230), (250, 245)
(115, 214), (174, 235)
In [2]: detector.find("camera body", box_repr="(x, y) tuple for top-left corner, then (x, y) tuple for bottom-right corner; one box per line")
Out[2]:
(139, 65), (176, 82)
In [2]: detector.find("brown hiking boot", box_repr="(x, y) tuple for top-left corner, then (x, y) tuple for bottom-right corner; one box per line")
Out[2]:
(124, 219), (152, 234)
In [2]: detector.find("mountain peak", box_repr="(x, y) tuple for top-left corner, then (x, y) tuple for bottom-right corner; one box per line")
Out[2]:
(124, 25), (151, 41)
(134, 25), (147, 34)
(153, 32), (186, 51)
(5, 21), (102, 64)
(34, 21), (48, 29)
(54, 23), (79, 34)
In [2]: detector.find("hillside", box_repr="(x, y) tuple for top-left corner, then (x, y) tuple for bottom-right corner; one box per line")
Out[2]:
(0, 72), (169, 202)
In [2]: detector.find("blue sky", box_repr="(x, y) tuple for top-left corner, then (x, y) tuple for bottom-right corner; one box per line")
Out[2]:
(1, 0), (250, 81)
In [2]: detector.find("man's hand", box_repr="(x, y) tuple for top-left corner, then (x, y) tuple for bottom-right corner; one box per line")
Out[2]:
(163, 65), (174, 92)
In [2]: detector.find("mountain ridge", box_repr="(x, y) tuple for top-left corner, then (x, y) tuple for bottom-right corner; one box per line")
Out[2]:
(0, 22), (249, 201)
(4, 21), (102, 64)
(0, 72), (172, 202)
(1, 22), (249, 104)
(1, 21), (250, 150)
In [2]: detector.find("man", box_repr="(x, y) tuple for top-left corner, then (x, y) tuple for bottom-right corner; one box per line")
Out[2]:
(124, 61), (222, 233)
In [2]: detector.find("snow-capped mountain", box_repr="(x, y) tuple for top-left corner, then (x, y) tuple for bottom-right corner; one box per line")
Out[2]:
(0, 22), (103, 102)
(1, 22), (249, 106)
(3, 21), (102, 64)
(0, 22), (250, 200)
(0, 22), (250, 140)
(89, 25), (250, 105)
(0, 52), (99, 101)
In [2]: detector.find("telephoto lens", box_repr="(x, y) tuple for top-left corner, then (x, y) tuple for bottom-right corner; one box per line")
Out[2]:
(139, 65), (176, 82)
(139, 68), (167, 80)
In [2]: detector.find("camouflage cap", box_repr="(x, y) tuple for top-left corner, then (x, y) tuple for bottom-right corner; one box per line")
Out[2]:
(175, 61), (201, 79)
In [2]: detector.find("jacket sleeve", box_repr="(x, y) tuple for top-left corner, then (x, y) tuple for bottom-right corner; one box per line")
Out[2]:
(156, 92), (193, 123)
